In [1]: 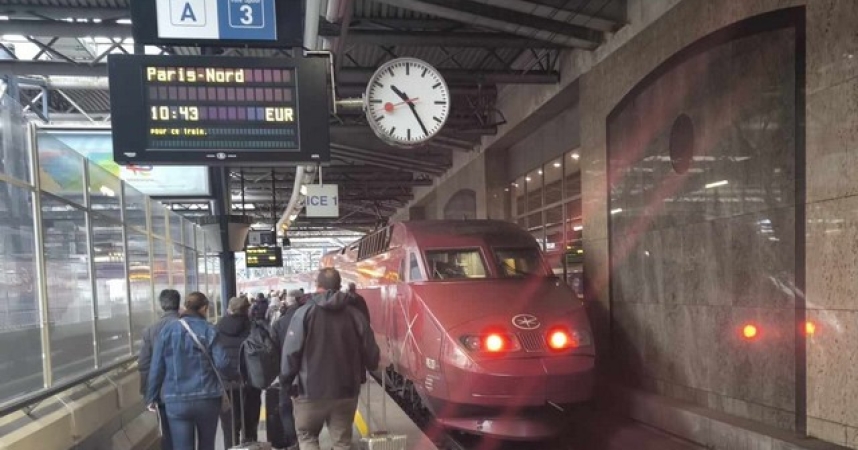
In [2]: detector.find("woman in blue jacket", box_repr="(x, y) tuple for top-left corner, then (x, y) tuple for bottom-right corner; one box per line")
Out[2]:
(146, 292), (235, 450)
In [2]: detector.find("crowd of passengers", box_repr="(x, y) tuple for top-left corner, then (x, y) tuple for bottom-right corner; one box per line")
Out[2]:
(138, 268), (378, 450)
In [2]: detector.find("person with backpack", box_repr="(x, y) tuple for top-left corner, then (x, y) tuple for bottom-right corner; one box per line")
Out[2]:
(269, 290), (305, 450)
(280, 268), (381, 450)
(215, 296), (257, 448)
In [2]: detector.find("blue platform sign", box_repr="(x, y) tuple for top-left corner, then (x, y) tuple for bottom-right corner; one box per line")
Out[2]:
(156, 0), (277, 41)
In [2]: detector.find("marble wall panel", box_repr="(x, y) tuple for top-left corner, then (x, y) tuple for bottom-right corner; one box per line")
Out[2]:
(806, 0), (858, 95)
(805, 195), (858, 310)
(806, 76), (858, 204)
(806, 308), (858, 431)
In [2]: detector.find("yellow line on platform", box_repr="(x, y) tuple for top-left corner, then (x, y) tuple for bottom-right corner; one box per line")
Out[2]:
(354, 410), (369, 437)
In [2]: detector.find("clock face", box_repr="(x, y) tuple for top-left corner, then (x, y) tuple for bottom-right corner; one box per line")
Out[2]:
(364, 58), (450, 146)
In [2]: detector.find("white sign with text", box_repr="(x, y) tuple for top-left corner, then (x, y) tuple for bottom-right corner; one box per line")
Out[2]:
(304, 185), (339, 217)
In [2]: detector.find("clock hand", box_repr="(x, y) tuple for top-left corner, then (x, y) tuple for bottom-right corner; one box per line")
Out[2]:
(406, 101), (429, 137)
(389, 85), (429, 136)
(381, 98), (420, 113)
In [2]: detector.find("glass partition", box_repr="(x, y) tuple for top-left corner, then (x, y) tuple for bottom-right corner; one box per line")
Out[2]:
(0, 117), (214, 408)
(0, 181), (41, 403)
(41, 194), (95, 382)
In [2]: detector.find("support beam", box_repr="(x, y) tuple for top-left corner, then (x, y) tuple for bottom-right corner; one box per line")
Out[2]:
(0, 6), (129, 19)
(0, 61), (558, 85)
(370, 0), (599, 48)
(337, 84), (495, 97)
(337, 67), (558, 85)
(0, 19), (131, 38)
(470, 0), (620, 32)
(348, 30), (568, 48)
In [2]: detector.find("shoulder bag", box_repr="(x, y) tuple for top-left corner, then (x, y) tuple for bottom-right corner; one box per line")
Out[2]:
(178, 319), (232, 412)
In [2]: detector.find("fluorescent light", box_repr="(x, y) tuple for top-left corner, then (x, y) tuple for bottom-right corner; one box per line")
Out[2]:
(299, 185), (308, 196)
(553, 162), (561, 168)
(573, 225), (583, 231)
(611, 208), (623, 215)
(288, 214), (299, 221)
(571, 153), (580, 160)
(99, 185), (115, 197)
(0, 16), (9, 21)
(705, 180), (729, 189)
(537, 169), (543, 175)
(116, 19), (132, 24)
(232, 204), (256, 210)
(525, 177), (532, 182)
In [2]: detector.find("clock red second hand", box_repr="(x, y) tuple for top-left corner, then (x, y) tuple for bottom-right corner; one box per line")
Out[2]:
(381, 98), (420, 114)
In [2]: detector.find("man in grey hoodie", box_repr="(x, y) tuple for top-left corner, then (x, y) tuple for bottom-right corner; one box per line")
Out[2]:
(280, 268), (380, 450)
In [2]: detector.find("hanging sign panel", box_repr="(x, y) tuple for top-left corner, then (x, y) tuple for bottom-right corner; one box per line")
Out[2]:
(304, 184), (339, 217)
(108, 54), (330, 165)
(131, 0), (303, 47)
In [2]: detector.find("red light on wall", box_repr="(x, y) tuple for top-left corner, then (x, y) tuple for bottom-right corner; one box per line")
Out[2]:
(805, 321), (816, 336)
(484, 334), (505, 352)
(742, 324), (758, 339)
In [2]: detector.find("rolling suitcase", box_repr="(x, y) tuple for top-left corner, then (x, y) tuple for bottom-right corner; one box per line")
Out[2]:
(360, 372), (407, 450)
(265, 386), (289, 449)
(230, 384), (272, 450)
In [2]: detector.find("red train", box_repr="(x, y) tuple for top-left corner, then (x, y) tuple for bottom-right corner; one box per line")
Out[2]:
(320, 220), (595, 440)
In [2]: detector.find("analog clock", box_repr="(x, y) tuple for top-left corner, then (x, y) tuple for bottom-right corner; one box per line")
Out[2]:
(364, 58), (450, 147)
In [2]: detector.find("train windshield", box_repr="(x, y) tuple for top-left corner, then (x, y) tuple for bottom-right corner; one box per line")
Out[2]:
(494, 248), (546, 278)
(425, 249), (487, 280)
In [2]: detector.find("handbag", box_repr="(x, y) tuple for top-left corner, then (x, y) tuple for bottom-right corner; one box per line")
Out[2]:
(178, 319), (233, 412)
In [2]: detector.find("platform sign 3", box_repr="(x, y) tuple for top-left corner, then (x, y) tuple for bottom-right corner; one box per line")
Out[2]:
(156, 0), (277, 41)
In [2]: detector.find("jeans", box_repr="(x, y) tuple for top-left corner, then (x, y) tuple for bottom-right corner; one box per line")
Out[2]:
(279, 387), (298, 446)
(165, 398), (221, 450)
(293, 397), (358, 450)
(156, 403), (173, 450)
(220, 386), (262, 448)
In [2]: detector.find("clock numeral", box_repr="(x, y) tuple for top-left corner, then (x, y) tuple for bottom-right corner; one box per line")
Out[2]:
(406, 63), (410, 75)
(374, 115), (384, 122)
(387, 67), (395, 77)
(421, 68), (428, 78)
(434, 101), (446, 105)
(433, 116), (442, 123)
(390, 126), (396, 136)
(432, 82), (442, 89)
(407, 129), (411, 141)
(373, 81), (384, 88)
(369, 99), (382, 104)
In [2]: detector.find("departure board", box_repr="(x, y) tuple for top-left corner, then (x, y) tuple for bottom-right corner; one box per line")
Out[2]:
(245, 246), (283, 268)
(109, 54), (330, 165)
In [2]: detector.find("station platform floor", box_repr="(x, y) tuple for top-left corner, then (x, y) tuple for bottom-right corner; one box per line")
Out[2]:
(214, 377), (436, 450)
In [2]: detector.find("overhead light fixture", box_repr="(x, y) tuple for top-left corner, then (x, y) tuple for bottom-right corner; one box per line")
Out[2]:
(610, 208), (623, 215)
(99, 185), (115, 197)
(299, 185), (308, 196)
(537, 169), (543, 175)
(553, 162), (561, 168)
(525, 177), (532, 182)
(116, 19), (132, 24)
(705, 180), (729, 189)
(232, 204), (256, 210)
(571, 153), (580, 160)
(573, 225), (583, 231)
(289, 214), (299, 221)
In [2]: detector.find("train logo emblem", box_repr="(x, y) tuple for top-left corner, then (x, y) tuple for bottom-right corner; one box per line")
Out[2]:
(512, 314), (540, 330)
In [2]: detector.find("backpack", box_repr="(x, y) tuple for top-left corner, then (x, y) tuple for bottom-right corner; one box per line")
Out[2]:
(241, 321), (280, 389)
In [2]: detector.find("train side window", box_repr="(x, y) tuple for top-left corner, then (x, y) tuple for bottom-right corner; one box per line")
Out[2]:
(409, 253), (423, 281)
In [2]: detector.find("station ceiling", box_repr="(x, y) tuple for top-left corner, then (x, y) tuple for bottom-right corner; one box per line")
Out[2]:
(0, 0), (626, 234)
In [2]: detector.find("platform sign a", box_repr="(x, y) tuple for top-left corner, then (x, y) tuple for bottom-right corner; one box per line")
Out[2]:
(304, 185), (339, 218)
(156, 0), (277, 41)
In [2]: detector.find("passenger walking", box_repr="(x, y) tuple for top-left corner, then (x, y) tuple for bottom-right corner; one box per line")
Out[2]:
(146, 292), (235, 450)
(270, 290), (305, 450)
(138, 289), (181, 450)
(280, 268), (381, 450)
(215, 296), (260, 447)
(346, 282), (371, 323)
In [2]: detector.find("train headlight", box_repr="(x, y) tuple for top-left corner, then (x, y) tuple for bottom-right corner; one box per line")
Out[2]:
(547, 328), (593, 350)
(459, 334), (521, 353)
